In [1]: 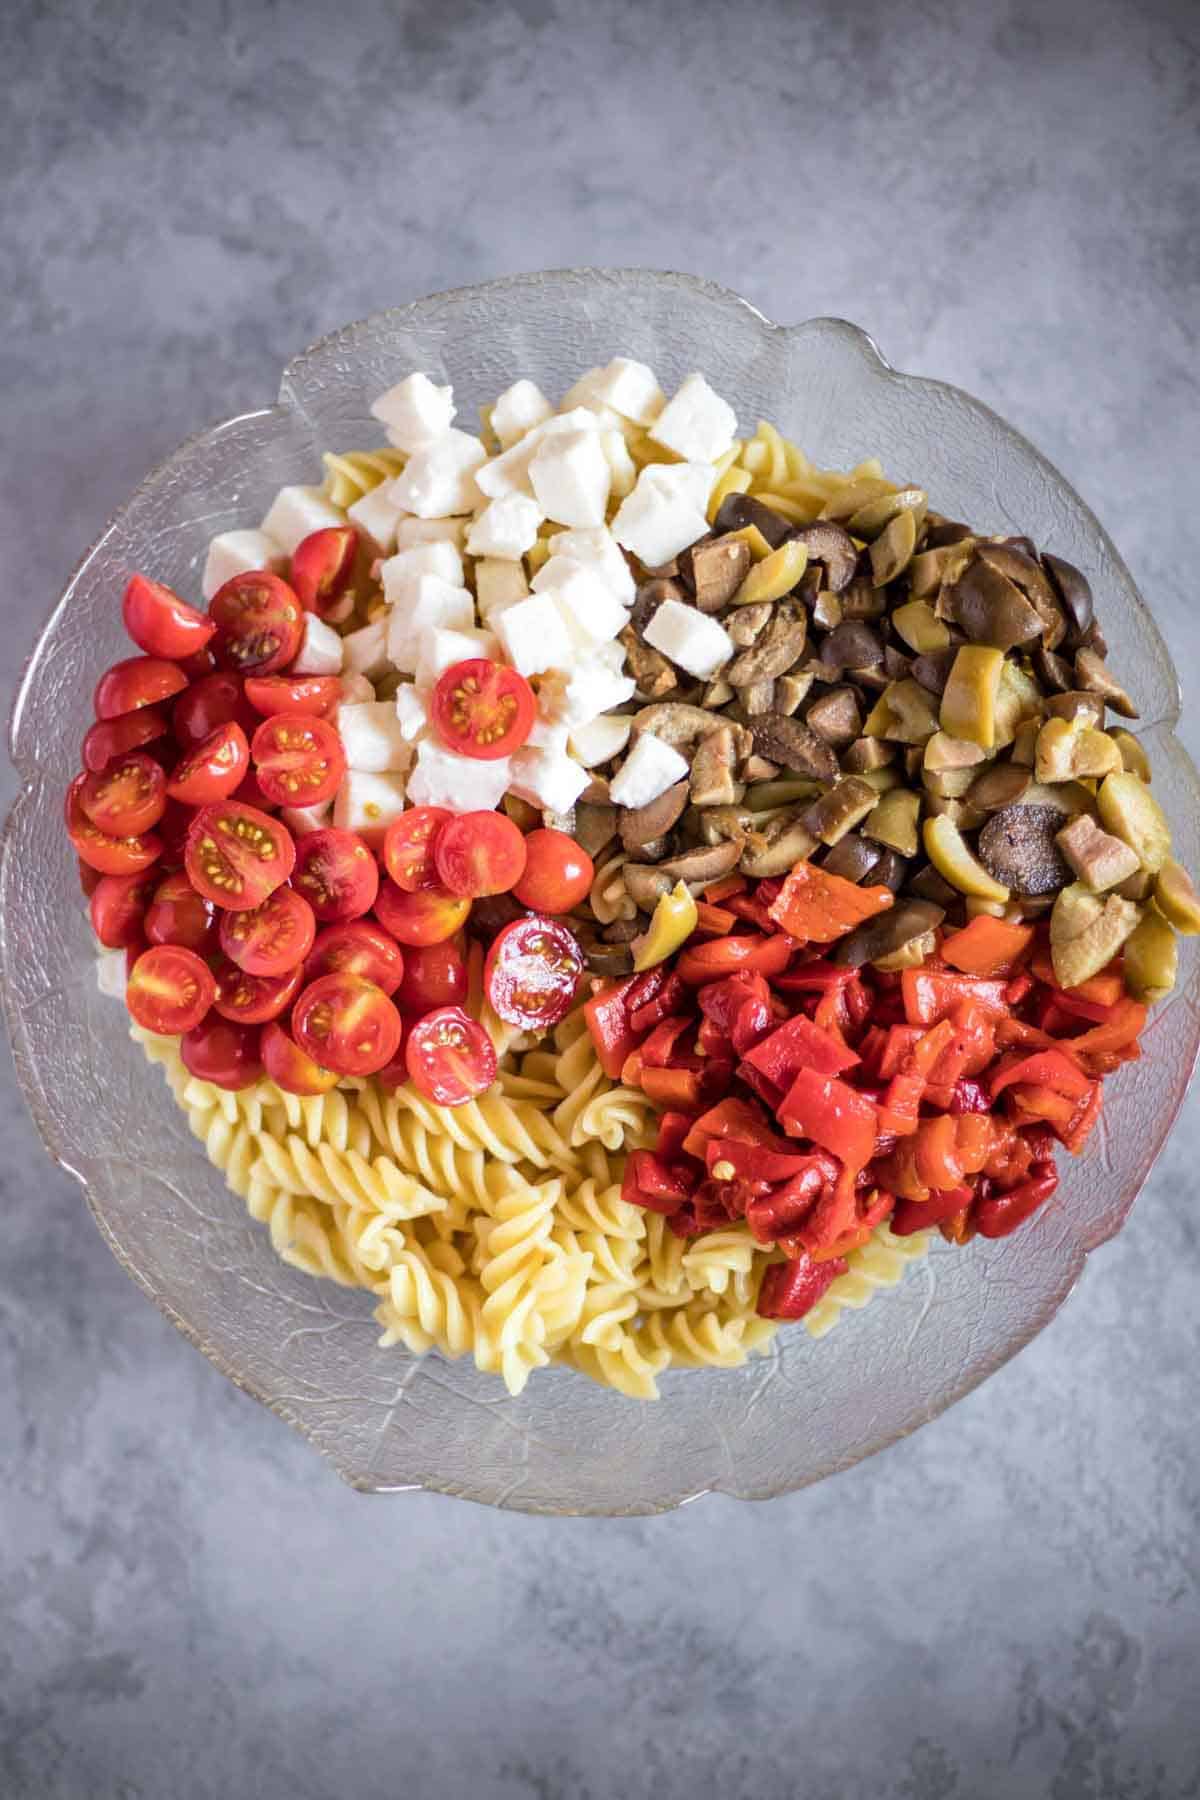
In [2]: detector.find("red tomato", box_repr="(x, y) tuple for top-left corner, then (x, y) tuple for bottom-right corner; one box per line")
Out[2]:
(251, 713), (345, 808)
(373, 1031), (413, 1091)
(184, 802), (296, 910)
(122, 574), (215, 660)
(430, 659), (535, 760)
(82, 704), (169, 773)
(155, 798), (195, 862)
(77, 752), (166, 837)
(178, 647), (216, 680)
(166, 721), (250, 805)
(66, 774), (162, 875)
(382, 806), (451, 892)
(172, 671), (258, 749)
(292, 973), (402, 1076)
(213, 956), (304, 1024)
(208, 571), (303, 675)
(78, 857), (102, 898)
(231, 766), (275, 811)
(374, 877), (470, 947)
(405, 1006), (497, 1106)
(145, 869), (218, 953)
(303, 920), (405, 994)
(126, 944), (216, 1034)
(244, 674), (342, 719)
(89, 870), (157, 949)
(290, 526), (358, 616)
(219, 886), (316, 977)
(260, 1021), (340, 1096)
(397, 940), (468, 1013)
(434, 811), (527, 898)
(484, 915), (583, 1030)
(512, 829), (594, 914)
(180, 1017), (263, 1089)
(94, 656), (188, 721)
(292, 828), (379, 922)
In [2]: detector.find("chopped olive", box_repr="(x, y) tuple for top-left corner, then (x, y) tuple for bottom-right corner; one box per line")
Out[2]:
(864, 787), (921, 858)
(1123, 907), (1177, 1002)
(976, 804), (1069, 896)
(1096, 771), (1172, 872)
(1154, 859), (1200, 934)
(924, 813), (1010, 901)
(939, 646), (1005, 748)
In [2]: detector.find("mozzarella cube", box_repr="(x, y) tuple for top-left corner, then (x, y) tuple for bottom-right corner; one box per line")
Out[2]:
(491, 379), (554, 449)
(569, 715), (633, 766)
(340, 618), (390, 680)
(370, 372), (455, 451)
(282, 800), (332, 837)
(494, 593), (573, 677)
(338, 701), (411, 773)
(542, 657), (637, 726)
(533, 559), (627, 646)
(465, 493), (543, 560)
(381, 539), (463, 608)
(526, 716), (570, 754)
(529, 430), (611, 529)
(644, 460), (715, 513)
(407, 741), (512, 811)
(611, 466), (710, 568)
(546, 527), (635, 605)
(600, 428), (638, 500)
(338, 672), (376, 705)
(576, 357), (665, 426)
(643, 597), (733, 680)
(394, 515), (466, 550)
(415, 626), (500, 691)
(386, 577), (475, 671)
(394, 684), (429, 742)
(386, 429), (486, 517)
(508, 745), (590, 815)
(201, 528), (286, 601)
(648, 372), (737, 463)
(347, 485), (404, 551)
(592, 637), (629, 673)
(333, 770), (408, 844)
(95, 948), (127, 1000)
(474, 557), (530, 620)
(292, 613), (344, 676)
(609, 732), (690, 808)
(260, 485), (347, 557)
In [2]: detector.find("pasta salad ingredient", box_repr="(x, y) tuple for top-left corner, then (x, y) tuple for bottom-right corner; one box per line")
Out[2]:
(405, 1005), (498, 1105)
(122, 574), (216, 661)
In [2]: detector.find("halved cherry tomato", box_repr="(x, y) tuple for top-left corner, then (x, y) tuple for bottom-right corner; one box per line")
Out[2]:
(78, 858), (102, 898)
(430, 659), (536, 760)
(303, 920), (405, 994)
(291, 973), (402, 1076)
(382, 807), (451, 892)
(122, 574), (215, 660)
(231, 766), (275, 811)
(373, 1029), (413, 1091)
(512, 828), (593, 914)
(260, 1021), (340, 1096)
(94, 656), (188, 721)
(178, 647), (216, 680)
(397, 940), (467, 1013)
(208, 571), (303, 675)
(374, 878), (470, 947)
(292, 828), (379, 922)
(484, 914), (583, 1030)
(434, 811), (527, 898)
(185, 801), (296, 910)
(213, 955), (304, 1024)
(126, 944), (216, 1034)
(173, 670), (258, 749)
(219, 886), (316, 977)
(166, 721), (250, 806)
(290, 526), (358, 616)
(244, 674), (342, 719)
(405, 1006), (497, 1106)
(155, 799), (195, 862)
(180, 1016), (263, 1090)
(66, 774), (162, 875)
(82, 704), (169, 773)
(144, 869), (218, 953)
(251, 713), (345, 809)
(77, 752), (166, 837)
(89, 870), (157, 949)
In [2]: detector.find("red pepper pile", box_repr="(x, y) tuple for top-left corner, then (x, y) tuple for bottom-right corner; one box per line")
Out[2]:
(585, 864), (1147, 1324)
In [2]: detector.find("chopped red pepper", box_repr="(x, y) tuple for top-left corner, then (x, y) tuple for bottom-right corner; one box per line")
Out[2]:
(975, 1162), (1059, 1237)
(940, 914), (1034, 976)
(639, 1066), (705, 1109)
(681, 1095), (778, 1161)
(891, 1186), (973, 1236)
(768, 862), (894, 944)
(780, 1068), (878, 1169)
(757, 1252), (849, 1319)
(989, 1047), (1092, 1101)
(677, 933), (793, 985)
(693, 901), (737, 937)
(628, 971), (686, 1034)
(743, 1012), (860, 1089)
(901, 969), (1011, 1026)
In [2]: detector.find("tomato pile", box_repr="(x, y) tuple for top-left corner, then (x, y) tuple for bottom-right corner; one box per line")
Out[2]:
(70, 554), (596, 1105)
(586, 859), (1149, 1323)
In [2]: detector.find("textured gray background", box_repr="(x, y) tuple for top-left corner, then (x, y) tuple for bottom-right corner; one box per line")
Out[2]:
(3, 0), (1199, 1795)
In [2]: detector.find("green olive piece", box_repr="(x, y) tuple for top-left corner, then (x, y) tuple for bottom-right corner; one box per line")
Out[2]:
(924, 766), (977, 799)
(939, 646), (1005, 749)
(819, 476), (896, 523)
(864, 787), (921, 857)
(992, 661), (1043, 749)
(1096, 770), (1172, 872)
(1109, 728), (1152, 783)
(1154, 858), (1200, 934)
(1049, 885), (1142, 988)
(924, 813), (1009, 901)
(1123, 907), (1178, 1003)
(892, 599), (951, 655)
(863, 678), (940, 744)
(847, 486), (928, 541)
(869, 509), (918, 587)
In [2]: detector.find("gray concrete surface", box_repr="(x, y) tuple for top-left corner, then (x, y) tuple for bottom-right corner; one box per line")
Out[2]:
(2, 0), (1198, 1795)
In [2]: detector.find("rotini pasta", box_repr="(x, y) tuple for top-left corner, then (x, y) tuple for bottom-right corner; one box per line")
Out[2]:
(321, 447), (407, 507)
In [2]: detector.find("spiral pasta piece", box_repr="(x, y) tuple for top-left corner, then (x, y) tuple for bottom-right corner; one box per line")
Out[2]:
(321, 447), (406, 507)
(682, 1228), (763, 1298)
(803, 1227), (931, 1340)
(251, 1132), (446, 1219)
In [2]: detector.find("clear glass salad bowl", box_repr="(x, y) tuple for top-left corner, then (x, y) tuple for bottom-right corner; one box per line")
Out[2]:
(4, 270), (1198, 1515)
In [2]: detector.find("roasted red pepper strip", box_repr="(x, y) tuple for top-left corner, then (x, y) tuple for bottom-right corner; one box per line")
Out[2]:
(975, 1163), (1060, 1237)
(677, 933), (792, 984)
(812, 1186), (894, 1260)
(780, 1069), (877, 1169)
(1029, 946), (1124, 1007)
(584, 981), (639, 1080)
(743, 1012), (860, 1088)
(638, 1015), (695, 1068)
(639, 1066), (704, 1109)
(1058, 996), (1147, 1058)
(989, 1047), (1092, 1101)
(901, 969), (1011, 1026)
(891, 1186), (973, 1236)
(757, 1252), (849, 1319)
(768, 862), (894, 944)
(681, 1095), (777, 1161)
(940, 915), (1035, 976)
(628, 971), (686, 1034)
(744, 1155), (838, 1243)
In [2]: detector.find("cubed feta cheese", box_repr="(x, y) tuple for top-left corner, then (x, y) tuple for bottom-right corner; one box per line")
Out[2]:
(643, 597), (732, 680)
(292, 613), (344, 676)
(526, 716), (570, 754)
(609, 732), (690, 808)
(474, 557), (530, 620)
(333, 770), (408, 845)
(529, 430), (611, 529)
(569, 715), (633, 766)
(494, 593), (574, 677)
(546, 527), (635, 605)
(281, 800), (332, 836)
(260, 486), (347, 557)
(465, 493), (543, 560)
(380, 539), (464, 608)
(338, 672), (376, 705)
(532, 559), (627, 646)
(508, 745), (590, 814)
(407, 741), (512, 811)
(648, 372), (737, 464)
(415, 626), (500, 692)
(491, 379), (554, 449)
(541, 657), (637, 726)
(201, 528), (286, 601)
(386, 429), (486, 518)
(571, 357), (665, 426)
(644, 460), (715, 513)
(370, 372), (456, 451)
(600, 428), (638, 500)
(338, 701), (412, 773)
(611, 466), (710, 568)
(592, 638), (629, 673)
(386, 576), (476, 671)
(394, 684), (429, 742)
(95, 948), (127, 1000)
(340, 618), (390, 680)
(394, 515), (467, 550)
(347, 484), (404, 551)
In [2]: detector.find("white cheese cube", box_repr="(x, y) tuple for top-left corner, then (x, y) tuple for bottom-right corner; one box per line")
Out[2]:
(533, 559), (627, 646)
(600, 428), (638, 500)
(546, 527), (635, 605)
(380, 539), (464, 608)
(394, 684), (429, 742)
(592, 638), (629, 673)
(648, 372), (737, 463)
(494, 593), (573, 677)
(386, 577), (476, 671)
(526, 716), (570, 754)
(529, 430), (611, 529)
(414, 627), (500, 692)
(338, 701), (412, 773)
(386, 429), (486, 518)
(282, 800), (332, 836)
(338, 672), (376, 705)
(340, 618), (390, 680)
(569, 715), (632, 767)
(645, 461), (715, 513)
(543, 657), (637, 726)
(292, 613), (345, 676)
(407, 741), (512, 812)
(394, 515), (466, 550)
(491, 379), (554, 449)
(347, 485), (404, 552)
(333, 771), (408, 844)
(611, 467), (710, 569)
(474, 557), (530, 620)
(475, 437), (537, 502)
(370, 373), (456, 451)
(643, 597), (733, 680)
(576, 357), (665, 426)
(609, 732), (690, 808)
(465, 493), (543, 560)
(95, 948), (127, 1000)
(260, 486), (347, 557)
(508, 745), (590, 815)
(201, 529), (287, 601)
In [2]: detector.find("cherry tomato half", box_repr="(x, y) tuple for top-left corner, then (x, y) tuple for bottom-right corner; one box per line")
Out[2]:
(291, 973), (402, 1076)
(185, 802), (296, 911)
(122, 574), (215, 660)
(180, 1016), (263, 1090)
(260, 1021), (340, 1096)
(434, 811), (527, 899)
(373, 1030), (413, 1092)
(213, 956), (304, 1024)
(396, 940), (468, 1014)
(382, 806), (451, 892)
(374, 877), (470, 947)
(431, 659), (536, 760)
(484, 915), (583, 1030)
(251, 713), (345, 809)
(166, 721), (250, 806)
(78, 857), (102, 898)
(208, 571), (303, 676)
(145, 869), (219, 954)
(512, 828), (594, 914)
(172, 671), (258, 750)
(126, 944), (216, 1035)
(292, 829), (379, 923)
(66, 774), (162, 876)
(219, 886), (316, 977)
(82, 704), (169, 774)
(77, 752), (166, 838)
(94, 656), (188, 721)
(290, 526), (358, 616)
(303, 920), (405, 995)
(244, 674), (343, 719)
(89, 870), (157, 949)
(405, 1006), (498, 1107)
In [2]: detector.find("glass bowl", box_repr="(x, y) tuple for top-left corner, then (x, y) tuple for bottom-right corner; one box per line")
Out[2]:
(4, 269), (1198, 1516)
